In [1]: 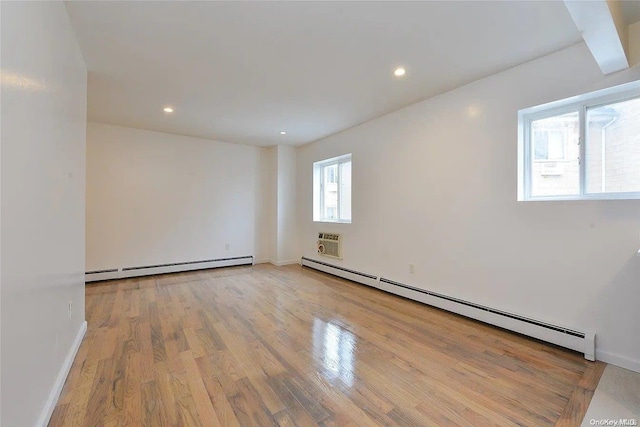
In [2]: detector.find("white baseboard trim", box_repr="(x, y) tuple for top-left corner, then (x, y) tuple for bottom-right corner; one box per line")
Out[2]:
(254, 259), (271, 264)
(300, 257), (379, 288)
(36, 320), (87, 427)
(596, 349), (640, 373)
(85, 256), (254, 282)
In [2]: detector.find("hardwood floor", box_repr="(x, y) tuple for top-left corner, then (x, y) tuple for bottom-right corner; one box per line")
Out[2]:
(50, 264), (602, 426)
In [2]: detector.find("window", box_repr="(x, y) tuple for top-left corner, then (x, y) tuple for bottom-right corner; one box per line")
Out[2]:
(314, 154), (352, 223)
(518, 81), (640, 200)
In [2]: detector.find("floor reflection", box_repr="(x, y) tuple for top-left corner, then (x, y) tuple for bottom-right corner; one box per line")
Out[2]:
(312, 318), (356, 387)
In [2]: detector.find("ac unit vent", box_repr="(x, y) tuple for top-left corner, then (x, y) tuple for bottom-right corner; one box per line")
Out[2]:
(318, 233), (342, 259)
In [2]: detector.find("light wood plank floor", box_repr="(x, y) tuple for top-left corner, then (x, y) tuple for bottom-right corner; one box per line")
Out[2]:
(50, 264), (603, 426)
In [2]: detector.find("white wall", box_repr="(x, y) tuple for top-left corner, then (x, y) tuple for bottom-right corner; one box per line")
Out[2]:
(276, 145), (298, 264)
(1, 2), (87, 426)
(254, 145), (297, 266)
(258, 146), (278, 264)
(296, 43), (640, 372)
(256, 146), (276, 264)
(86, 122), (268, 271)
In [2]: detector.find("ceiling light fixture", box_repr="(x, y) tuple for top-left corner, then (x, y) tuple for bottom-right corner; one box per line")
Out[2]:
(163, 107), (174, 113)
(393, 67), (406, 77)
(280, 131), (287, 135)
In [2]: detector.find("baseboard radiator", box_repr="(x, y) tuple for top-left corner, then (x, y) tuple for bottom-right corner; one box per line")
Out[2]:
(301, 256), (595, 360)
(85, 256), (254, 282)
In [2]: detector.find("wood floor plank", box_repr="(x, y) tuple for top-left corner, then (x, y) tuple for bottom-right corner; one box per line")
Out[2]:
(578, 360), (606, 391)
(267, 375), (320, 427)
(180, 350), (222, 427)
(50, 264), (600, 427)
(48, 403), (69, 427)
(80, 357), (113, 426)
(123, 352), (142, 426)
(152, 361), (180, 425)
(168, 365), (203, 427)
(555, 387), (593, 427)
(196, 356), (243, 427)
(57, 337), (90, 405)
(141, 381), (164, 426)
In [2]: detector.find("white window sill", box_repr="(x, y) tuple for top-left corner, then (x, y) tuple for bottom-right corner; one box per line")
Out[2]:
(522, 193), (640, 202)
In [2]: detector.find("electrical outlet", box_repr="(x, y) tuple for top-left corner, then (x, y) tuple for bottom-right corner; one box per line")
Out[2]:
(68, 300), (73, 319)
(225, 243), (230, 250)
(409, 264), (415, 274)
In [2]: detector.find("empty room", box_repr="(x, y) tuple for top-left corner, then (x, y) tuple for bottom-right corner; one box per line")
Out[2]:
(2, 1), (640, 426)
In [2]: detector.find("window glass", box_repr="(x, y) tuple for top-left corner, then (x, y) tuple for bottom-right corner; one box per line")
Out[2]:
(339, 161), (351, 221)
(313, 154), (352, 222)
(586, 97), (640, 194)
(520, 81), (640, 201)
(530, 112), (580, 197)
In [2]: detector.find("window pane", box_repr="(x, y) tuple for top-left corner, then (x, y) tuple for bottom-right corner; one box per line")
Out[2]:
(547, 131), (565, 159)
(323, 164), (338, 220)
(313, 154), (352, 223)
(533, 130), (549, 160)
(530, 112), (580, 197)
(326, 164), (337, 183)
(586, 97), (640, 194)
(339, 161), (351, 221)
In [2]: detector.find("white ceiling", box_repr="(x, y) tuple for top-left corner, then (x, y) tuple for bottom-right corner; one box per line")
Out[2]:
(66, 1), (584, 147)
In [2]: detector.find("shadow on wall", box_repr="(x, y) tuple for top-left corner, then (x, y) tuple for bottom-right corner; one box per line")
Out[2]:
(586, 254), (640, 370)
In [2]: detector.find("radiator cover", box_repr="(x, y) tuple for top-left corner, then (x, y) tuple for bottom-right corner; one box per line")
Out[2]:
(86, 256), (253, 282)
(301, 256), (595, 360)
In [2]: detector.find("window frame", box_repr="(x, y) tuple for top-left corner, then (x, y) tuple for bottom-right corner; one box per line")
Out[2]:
(313, 154), (352, 223)
(518, 80), (640, 201)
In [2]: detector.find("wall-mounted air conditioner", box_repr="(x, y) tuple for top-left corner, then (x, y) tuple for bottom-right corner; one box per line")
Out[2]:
(317, 233), (342, 259)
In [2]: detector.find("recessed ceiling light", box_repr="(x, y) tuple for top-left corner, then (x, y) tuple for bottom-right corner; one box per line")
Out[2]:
(163, 107), (174, 113)
(393, 67), (406, 77)
(280, 131), (287, 135)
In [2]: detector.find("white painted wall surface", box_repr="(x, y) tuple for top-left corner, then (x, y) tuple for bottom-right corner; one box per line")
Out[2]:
(255, 145), (297, 265)
(255, 146), (276, 264)
(86, 122), (266, 271)
(258, 146), (278, 264)
(1, 2), (87, 425)
(0, 4), (3, 422)
(276, 145), (298, 264)
(1, 4), (3, 422)
(296, 43), (640, 371)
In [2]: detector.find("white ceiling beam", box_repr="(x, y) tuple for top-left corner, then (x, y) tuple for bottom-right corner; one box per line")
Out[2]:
(563, 0), (629, 74)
